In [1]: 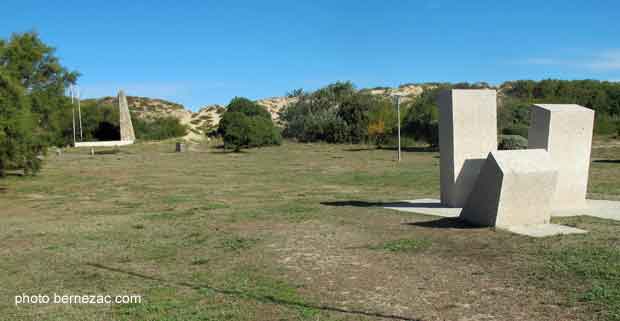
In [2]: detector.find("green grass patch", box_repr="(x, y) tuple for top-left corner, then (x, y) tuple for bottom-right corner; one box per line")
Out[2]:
(544, 245), (620, 320)
(218, 237), (260, 252)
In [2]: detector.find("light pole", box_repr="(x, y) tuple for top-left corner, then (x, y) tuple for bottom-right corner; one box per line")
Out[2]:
(70, 85), (76, 146)
(394, 95), (402, 162)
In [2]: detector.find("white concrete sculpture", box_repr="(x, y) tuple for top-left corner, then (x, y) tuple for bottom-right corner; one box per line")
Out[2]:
(438, 89), (497, 207)
(528, 104), (594, 210)
(460, 149), (558, 228)
(75, 90), (135, 148)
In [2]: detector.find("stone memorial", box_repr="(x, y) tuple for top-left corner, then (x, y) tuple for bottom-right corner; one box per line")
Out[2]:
(528, 104), (594, 210)
(75, 90), (135, 147)
(460, 149), (558, 228)
(438, 89), (497, 207)
(119, 90), (136, 142)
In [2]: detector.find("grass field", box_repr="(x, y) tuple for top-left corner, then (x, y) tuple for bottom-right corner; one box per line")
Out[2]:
(1, 140), (619, 321)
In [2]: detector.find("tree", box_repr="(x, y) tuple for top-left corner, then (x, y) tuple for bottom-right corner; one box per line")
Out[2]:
(226, 97), (271, 119)
(0, 71), (43, 175)
(218, 97), (281, 151)
(0, 32), (79, 146)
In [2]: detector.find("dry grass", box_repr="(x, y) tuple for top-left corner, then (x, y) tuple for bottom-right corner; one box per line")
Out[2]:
(0, 140), (619, 321)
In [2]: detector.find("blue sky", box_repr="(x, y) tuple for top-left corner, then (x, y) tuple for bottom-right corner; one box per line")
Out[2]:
(2, 0), (619, 110)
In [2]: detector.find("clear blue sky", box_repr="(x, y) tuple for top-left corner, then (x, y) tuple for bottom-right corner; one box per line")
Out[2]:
(2, 0), (619, 110)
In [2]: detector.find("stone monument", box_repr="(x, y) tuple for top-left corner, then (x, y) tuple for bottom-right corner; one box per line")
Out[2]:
(74, 89), (135, 147)
(118, 90), (136, 142)
(528, 104), (594, 210)
(460, 149), (558, 228)
(438, 89), (497, 207)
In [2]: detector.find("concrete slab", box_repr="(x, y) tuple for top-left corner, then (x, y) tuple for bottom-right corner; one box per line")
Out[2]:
(385, 198), (620, 222)
(552, 199), (620, 221)
(528, 104), (594, 210)
(504, 224), (588, 238)
(382, 198), (460, 217)
(75, 140), (134, 147)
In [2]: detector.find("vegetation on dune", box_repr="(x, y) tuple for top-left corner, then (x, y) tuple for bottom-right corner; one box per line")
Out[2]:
(281, 80), (620, 148)
(132, 116), (188, 141)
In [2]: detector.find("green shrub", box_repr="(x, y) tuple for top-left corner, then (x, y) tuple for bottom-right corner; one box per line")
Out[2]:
(133, 116), (188, 141)
(218, 98), (280, 151)
(595, 114), (620, 136)
(499, 135), (528, 150)
(402, 88), (442, 147)
(502, 125), (529, 138)
(226, 97), (271, 119)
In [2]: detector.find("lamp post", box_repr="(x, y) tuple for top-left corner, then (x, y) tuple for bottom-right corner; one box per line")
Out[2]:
(393, 95), (402, 162)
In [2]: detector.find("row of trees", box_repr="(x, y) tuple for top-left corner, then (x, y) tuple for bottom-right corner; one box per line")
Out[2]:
(278, 80), (620, 149)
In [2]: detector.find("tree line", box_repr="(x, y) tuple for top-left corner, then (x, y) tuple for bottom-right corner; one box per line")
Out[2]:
(278, 80), (620, 149)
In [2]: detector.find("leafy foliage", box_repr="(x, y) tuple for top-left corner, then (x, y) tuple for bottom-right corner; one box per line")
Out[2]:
(0, 32), (79, 146)
(498, 135), (528, 150)
(218, 97), (281, 151)
(133, 116), (188, 141)
(282, 81), (395, 144)
(503, 79), (620, 135)
(0, 71), (43, 175)
(0, 32), (78, 175)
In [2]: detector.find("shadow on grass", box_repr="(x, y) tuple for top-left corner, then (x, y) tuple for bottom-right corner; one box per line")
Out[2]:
(94, 149), (124, 155)
(403, 217), (474, 229)
(321, 200), (444, 209)
(344, 146), (437, 153)
(593, 159), (620, 164)
(86, 263), (422, 321)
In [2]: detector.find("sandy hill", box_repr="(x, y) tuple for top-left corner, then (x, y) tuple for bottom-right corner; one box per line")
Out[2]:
(91, 84), (429, 141)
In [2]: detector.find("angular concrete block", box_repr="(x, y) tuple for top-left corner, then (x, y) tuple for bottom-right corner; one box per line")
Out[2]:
(460, 149), (558, 228)
(528, 104), (594, 210)
(118, 90), (136, 142)
(438, 89), (497, 207)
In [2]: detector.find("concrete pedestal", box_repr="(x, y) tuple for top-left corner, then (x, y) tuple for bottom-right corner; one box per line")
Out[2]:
(528, 104), (594, 210)
(460, 149), (558, 228)
(437, 89), (497, 207)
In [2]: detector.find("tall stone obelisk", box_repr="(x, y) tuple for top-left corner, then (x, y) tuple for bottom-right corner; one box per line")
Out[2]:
(118, 90), (136, 142)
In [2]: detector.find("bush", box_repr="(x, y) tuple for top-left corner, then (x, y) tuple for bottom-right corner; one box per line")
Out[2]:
(282, 82), (393, 144)
(594, 114), (620, 136)
(133, 116), (188, 141)
(402, 88), (442, 147)
(219, 98), (280, 151)
(226, 97), (271, 119)
(502, 125), (529, 138)
(499, 135), (528, 150)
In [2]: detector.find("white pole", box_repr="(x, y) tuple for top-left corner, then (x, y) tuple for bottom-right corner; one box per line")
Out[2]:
(70, 85), (76, 146)
(77, 87), (83, 141)
(396, 96), (401, 162)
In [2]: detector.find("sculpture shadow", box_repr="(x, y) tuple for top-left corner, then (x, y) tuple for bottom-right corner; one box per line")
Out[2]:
(450, 158), (487, 203)
(403, 217), (475, 229)
(593, 159), (620, 164)
(321, 200), (444, 208)
(86, 262), (421, 321)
